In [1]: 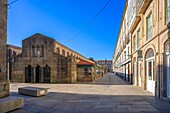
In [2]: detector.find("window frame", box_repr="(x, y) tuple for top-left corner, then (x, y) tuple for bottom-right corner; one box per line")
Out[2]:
(146, 12), (152, 40)
(137, 28), (141, 48)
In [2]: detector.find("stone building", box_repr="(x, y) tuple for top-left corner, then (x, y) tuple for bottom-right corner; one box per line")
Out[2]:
(0, 0), (9, 98)
(7, 44), (22, 80)
(95, 60), (112, 72)
(12, 33), (101, 83)
(113, 0), (170, 100)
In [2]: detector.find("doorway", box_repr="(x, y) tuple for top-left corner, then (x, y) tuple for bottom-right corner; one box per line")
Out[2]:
(43, 65), (50, 83)
(36, 65), (42, 83)
(146, 58), (154, 93)
(25, 65), (33, 83)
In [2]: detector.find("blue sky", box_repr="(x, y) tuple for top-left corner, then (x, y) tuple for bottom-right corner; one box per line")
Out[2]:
(7, 0), (125, 60)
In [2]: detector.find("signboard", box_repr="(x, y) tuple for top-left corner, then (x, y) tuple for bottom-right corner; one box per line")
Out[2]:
(137, 50), (142, 58)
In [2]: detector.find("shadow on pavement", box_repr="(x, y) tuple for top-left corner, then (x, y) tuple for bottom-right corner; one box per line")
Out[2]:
(9, 91), (170, 113)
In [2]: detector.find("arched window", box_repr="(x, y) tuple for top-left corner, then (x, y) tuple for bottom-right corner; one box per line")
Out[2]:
(62, 50), (65, 56)
(146, 49), (154, 59)
(32, 46), (35, 57)
(165, 39), (170, 54)
(41, 46), (44, 57)
(37, 46), (40, 57)
(56, 47), (60, 54)
(67, 52), (69, 56)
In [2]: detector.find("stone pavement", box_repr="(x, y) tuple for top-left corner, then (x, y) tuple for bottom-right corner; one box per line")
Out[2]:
(9, 73), (170, 113)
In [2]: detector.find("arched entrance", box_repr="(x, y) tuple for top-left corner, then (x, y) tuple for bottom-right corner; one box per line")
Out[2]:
(43, 65), (50, 83)
(25, 65), (33, 83)
(145, 48), (155, 93)
(36, 65), (42, 83)
(165, 40), (170, 97)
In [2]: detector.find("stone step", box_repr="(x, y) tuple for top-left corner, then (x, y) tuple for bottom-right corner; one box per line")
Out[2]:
(18, 87), (48, 97)
(0, 96), (24, 113)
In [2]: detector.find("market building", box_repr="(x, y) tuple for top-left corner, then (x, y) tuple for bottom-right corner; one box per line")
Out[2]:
(12, 33), (103, 83)
(113, 0), (170, 100)
(77, 60), (103, 82)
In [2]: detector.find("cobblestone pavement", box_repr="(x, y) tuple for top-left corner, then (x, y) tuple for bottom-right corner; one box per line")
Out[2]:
(10, 73), (170, 113)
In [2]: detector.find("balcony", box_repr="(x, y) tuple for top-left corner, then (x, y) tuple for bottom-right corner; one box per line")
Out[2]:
(137, 0), (153, 14)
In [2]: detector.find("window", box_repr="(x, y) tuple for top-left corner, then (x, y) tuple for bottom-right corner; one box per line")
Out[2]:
(137, 29), (140, 48)
(32, 46), (35, 57)
(62, 50), (65, 56)
(56, 47), (60, 54)
(133, 36), (136, 51)
(37, 46), (40, 57)
(166, 0), (170, 22)
(147, 13), (152, 39)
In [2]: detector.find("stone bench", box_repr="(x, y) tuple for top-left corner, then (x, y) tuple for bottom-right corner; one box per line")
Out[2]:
(18, 87), (48, 97)
(0, 96), (24, 113)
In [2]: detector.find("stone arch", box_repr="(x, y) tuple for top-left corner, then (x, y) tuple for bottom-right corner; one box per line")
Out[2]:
(62, 50), (65, 56)
(67, 52), (69, 56)
(143, 44), (156, 60)
(144, 48), (155, 90)
(35, 65), (42, 83)
(165, 39), (170, 55)
(25, 65), (33, 83)
(56, 47), (60, 54)
(43, 65), (50, 83)
(145, 48), (154, 59)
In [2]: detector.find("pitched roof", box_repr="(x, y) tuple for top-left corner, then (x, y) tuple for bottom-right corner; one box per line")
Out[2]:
(77, 60), (94, 66)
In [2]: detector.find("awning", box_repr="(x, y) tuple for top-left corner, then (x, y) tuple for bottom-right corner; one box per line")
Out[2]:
(77, 60), (94, 66)
(121, 59), (131, 66)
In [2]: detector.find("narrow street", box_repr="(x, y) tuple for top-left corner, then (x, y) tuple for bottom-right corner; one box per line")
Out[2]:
(10, 73), (170, 113)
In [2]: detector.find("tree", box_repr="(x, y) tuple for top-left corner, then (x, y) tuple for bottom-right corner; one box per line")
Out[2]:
(89, 57), (95, 62)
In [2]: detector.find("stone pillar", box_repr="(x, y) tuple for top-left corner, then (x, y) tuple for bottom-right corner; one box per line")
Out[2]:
(0, 0), (9, 98)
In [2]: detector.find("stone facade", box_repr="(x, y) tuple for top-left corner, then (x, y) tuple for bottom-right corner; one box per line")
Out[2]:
(7, 44), (22, 80)
(113, 0), (170, 100)
(0, 0), (9, 98)
(95, 60), (112, 72)
(0, 0), (7, 80)
(12, 33), (98, 83)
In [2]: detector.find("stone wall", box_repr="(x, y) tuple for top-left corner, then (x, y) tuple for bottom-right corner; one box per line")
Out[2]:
(0, 0), (9, 98)
(0, 80), (9, 99)
(0, 0), (7, 80)
(12, 34), (78, 83)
